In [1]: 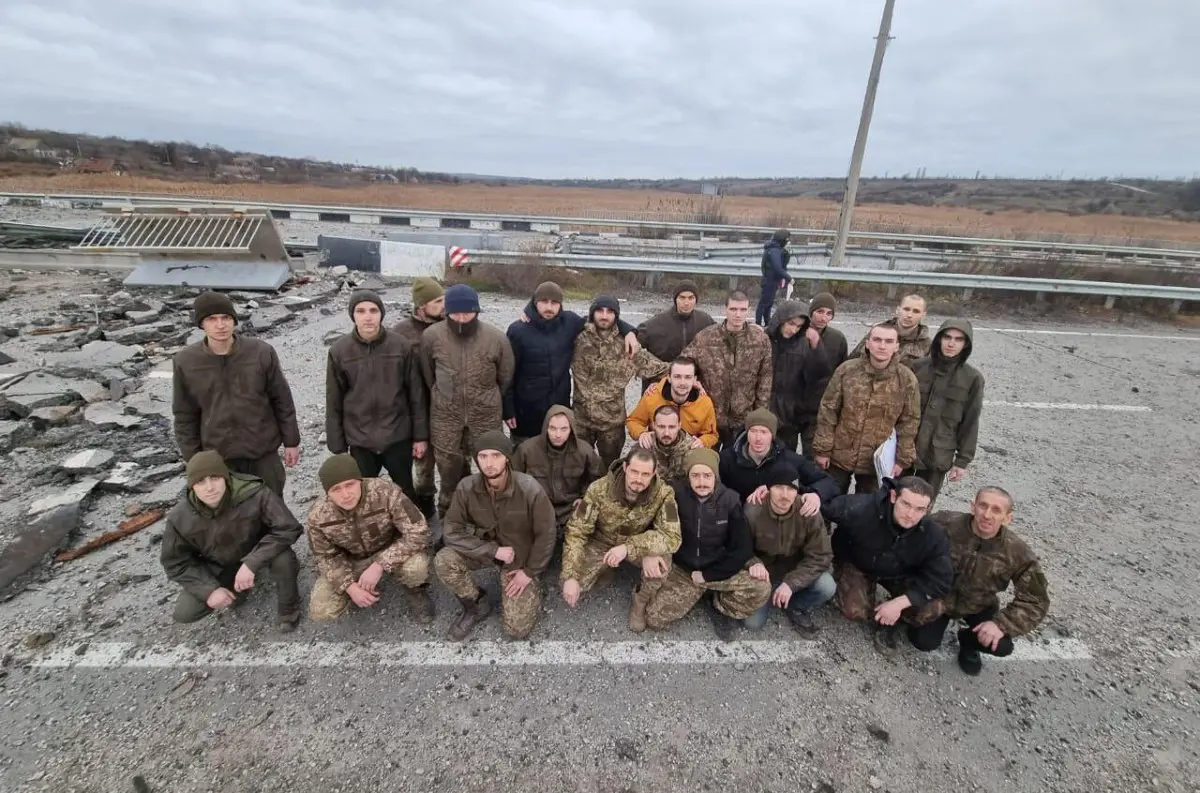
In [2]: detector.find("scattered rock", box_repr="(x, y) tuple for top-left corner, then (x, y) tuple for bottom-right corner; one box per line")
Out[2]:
(271, 295), (319, 311)
(24, 631), (56, 649)
(100, 462), (141, 492)
(0, 350), (15, 365)
(0, 373), (89, 418)
(30, 317), (55, 327)
(131, 447), (178, 466)
(126, 308), (164, 325)
(1, 327), (20, 338)
(323, 329), (345, 346)
(330, 265), (349, 277)
(143, 476), (186, 507)
(613, 738), (642, 762)
(107, 291), (134, 305)
(104, 323), (176, 346)
(980, 444), (1009, 457)
(247, 305), (295, 333)
(84, 402), (142, 429)
(54, 340), (142, 371)
(61, 449), (116, 474)
(29, 479), (100, 515)
(28, 404), (80, 427)
(121, 392), (171, 419)
(0, 505), (80, 595)
(868, 777), (883, 791)
(0, 420), (36, 450)
(124, 502), (144, 517)
(866, 724), (890, 743)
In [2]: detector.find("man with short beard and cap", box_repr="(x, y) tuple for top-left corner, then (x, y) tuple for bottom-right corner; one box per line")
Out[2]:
(822, 476), (952, 655)
(851, 294), (932, 369)
(571, 294), (669, 467)
(797, 292), (849, 458)
(419, 284), (515, 517)
(635, 280), (716, 392)
(173, 291), (301, 496)
(160, 451), (303, 630)
(644, 448), (771, 641)
(393, 277), (446, 516)
(907, 319), (985, 504)
(681, 291), (773, 449)
(561, 448), (682, 632)
(511, 404), (604, 531)
(718, 408), (839, 507)
(757, 228), (792, 326)
(505, 281), (639, 447)
(915, 487), (1050, 675)
(306, 454), (434, 624)
(742, 462), (836, 638)
(326, 289), (428, 502)
(435, 430), (557, 640)
(644, 404), (697, 486)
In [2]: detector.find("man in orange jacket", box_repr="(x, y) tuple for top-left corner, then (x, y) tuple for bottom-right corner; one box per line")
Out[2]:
(627, 357), (719, 449)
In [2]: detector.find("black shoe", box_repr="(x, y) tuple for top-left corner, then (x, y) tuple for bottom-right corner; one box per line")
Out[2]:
(872, 623), (900, 656)
(447, 594), (492, 642)
(414, 493), (437, 519)
(277, 608), (301, 633)
(787, 608), (819, 639)
(957, 628), (983, 676)
(708, 600), (739, 642)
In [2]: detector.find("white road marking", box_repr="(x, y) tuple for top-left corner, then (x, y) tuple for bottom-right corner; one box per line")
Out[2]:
(983, 400), (1151, 412)
(974, 327), (1200, 341)
(147, 371), (172, 379)
(31, 637), (1090, 669)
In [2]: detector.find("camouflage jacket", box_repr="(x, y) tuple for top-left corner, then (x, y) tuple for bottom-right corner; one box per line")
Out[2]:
(931, 511), (1050, 637)
(852, 319), (931, 369)
(510, 405), (604, 525)
(306, 478), (429, 593)
(682, 321), (773, 430)
(652, 430), (697, 485)
(562, 461), (682, 581)
(571, 324), (669, 429)
(812, 356), (921, 474)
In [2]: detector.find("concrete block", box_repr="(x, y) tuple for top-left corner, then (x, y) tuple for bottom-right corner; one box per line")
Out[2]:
(29, 479), (99, 515)
(28, 405), (80, 427)
(54, 341), (142, 370)
(61, 449), (116, 474)
(143, 476), (186, 507)
(0, 505), (80, 595)
(83, 402), (142, 429)
(0, 373), (86, 417)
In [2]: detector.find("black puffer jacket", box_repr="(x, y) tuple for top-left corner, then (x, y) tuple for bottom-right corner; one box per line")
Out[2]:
(766, 301), (819, 428)
(671, 481), (753, 582)
(718, 433), (841, 504)
(822, 482), (952, 607)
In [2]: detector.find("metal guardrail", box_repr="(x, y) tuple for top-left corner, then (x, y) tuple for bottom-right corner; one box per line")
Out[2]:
(461, 250), (1200, 308)
(3, 191), (1199, 263)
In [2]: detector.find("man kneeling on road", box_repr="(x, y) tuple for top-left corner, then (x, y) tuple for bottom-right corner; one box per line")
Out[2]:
(306, 454), (434, 624)
(435, 431), (557, 641)
(912, 487), (1051, 675)
(822, 476), (952, 655)
(161, 451), (303, 630)
(743, 462), (836, 637)
(643, 449), (770, 640)
(561, 448), (682, 632)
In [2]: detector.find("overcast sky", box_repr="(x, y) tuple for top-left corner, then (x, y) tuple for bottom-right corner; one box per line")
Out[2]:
(2, 0), (1196, 180)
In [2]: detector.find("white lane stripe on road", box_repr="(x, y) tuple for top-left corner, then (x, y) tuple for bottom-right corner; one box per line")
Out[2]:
(984, 400), (1151, 412)
(32, 637), (1090, 669)
(146, 370), (172, 379)
(975, 328), (1200, 341)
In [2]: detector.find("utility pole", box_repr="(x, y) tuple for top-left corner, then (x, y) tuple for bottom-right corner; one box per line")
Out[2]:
(829, 0), (896, 267)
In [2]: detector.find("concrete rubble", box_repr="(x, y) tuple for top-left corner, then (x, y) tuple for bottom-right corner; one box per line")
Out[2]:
(60, 448), (115, 474)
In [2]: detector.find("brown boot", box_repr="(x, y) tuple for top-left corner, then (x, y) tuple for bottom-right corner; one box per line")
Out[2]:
(403, 584), (435, 625)
(447, 594), (492, 642)
(276, 608), (301, 633)
(628, 584), (652, 633)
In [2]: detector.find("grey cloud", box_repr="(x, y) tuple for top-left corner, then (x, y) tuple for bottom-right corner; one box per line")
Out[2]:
(1, 0), (1196, 178)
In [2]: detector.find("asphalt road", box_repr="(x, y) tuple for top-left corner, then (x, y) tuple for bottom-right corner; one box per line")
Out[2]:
(2, 283), (1199, 793)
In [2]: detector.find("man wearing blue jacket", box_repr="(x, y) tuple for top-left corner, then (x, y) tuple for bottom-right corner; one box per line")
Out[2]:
(756, 229), (792, 326)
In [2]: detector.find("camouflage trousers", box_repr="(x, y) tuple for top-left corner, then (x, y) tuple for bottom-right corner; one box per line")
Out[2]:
(308, 552), (431, 622)
(574, 421), (627, 469)
(431, 424), (475, 515)
(645, 563), (772, 629)
(571, 540), (670, 598)
(833, 561), (944, 626)
(433, 548), (542, 639)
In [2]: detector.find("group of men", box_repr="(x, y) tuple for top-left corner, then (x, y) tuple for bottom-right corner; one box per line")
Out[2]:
(160, 258), (1047, 676)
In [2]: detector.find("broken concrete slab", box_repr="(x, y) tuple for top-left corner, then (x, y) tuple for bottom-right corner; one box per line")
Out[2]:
(125, 308), (165, 325)
(61, 449), (116, 474)
(99, 462), (141, 492)
(28, 404), (80, 427)
(99, 460), (186, 494)
(0, 350), (16, 365)
(323, 329), (345, 346)
(0, 420), (36, 451)
(83, 402), (142, 429)
(120, 391), (171, 419)
(143, 476), (186, 507)
(0, 373), (89, 418)
(248, 305), (295, 333)
(29, 479), (99, 515)
(123, 261), (292, 292)
(131, 447), (178, 466)
(53, 340), (142, 372)
(270, 295), (318, 311)
(0, 364), (34, 388)
(103, 322), (176, 345)
(0, 505), (80, 596)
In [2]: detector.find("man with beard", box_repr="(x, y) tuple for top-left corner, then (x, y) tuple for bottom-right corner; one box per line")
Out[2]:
(823, 476), (952, 655)
(561, 448), (681, 632)
(571, 295), (669, 467)
(511, 405), (604, 531)
(505, 282), (638, 447)
(173, 291), (301, 496)
(718, 409), (840, 507)
(635, 280), (716, 391)
(852, 294), (931, 368)
(797, 292), (849, 458)
(908, 319), (985, 504)
(756, 229), (791, 326)
(435, 431), (557, 641)
(326, 289), (428, 501)
(765, 300), (823, 452)
(644, 404), (697, 485)
(918, 487), (1050, 675)
(419, 284), (515, 517)
(627, 357), (719, 449)
(681, 291), (773, 449)
(813, 323), (921, 495)
(393, 277), (445, 516)
(644, 448), (771, 641)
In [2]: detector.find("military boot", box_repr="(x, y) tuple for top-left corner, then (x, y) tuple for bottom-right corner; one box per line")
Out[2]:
(872, 623), (900, 657)
(447, 594), (492, 641)
(707, 598), (739, 643)
(957, 628), (983, 676)
(414, 493), (437, 519)
(403, 584), (435, 626)
(787, 608), (819, 639)
(628, 584), (652, 633)
(277, 608), (302, 633)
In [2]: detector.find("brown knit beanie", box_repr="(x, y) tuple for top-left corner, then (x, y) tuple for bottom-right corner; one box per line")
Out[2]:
(745, 408), (779, 435)
(186, 450), (229, 487)
(411, 277), (444, 309)
(348, 289), (385, 319)
(685, 448), (720, 477)
(192, 291), (237, 327)
(674, 280), (699, 300)
(474, 429), (513, 459)
(809, 292), (837, 316)
(319, 453), (362, 493)
(534, 281), (564, 303)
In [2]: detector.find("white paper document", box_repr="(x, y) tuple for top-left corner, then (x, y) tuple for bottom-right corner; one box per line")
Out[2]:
(873, 430), (897, 483)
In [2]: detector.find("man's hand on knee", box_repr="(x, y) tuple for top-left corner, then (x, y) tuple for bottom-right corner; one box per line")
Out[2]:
(642, 556), (668, 579)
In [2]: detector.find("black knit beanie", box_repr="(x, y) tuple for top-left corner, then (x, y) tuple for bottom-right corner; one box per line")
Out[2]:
(763, 462), (800, 489)
(348, 289), (385, 319)
(193, 291), (237, 327)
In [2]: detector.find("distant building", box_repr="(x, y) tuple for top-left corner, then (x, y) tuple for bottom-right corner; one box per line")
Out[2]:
(5, 137), (56, 158)
(701, 182), (721, 196)
(76, 158), (116, 174)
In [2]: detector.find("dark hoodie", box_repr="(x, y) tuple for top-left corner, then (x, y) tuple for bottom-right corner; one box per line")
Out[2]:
(761, 235), (792, 281)
(510, 404), (605, 524)
(765, 300), (821, 428)
(909, 319), (985, 472)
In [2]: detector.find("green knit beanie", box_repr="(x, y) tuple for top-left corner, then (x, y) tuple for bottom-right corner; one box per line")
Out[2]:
(474, 429), (513, 458)
(745, 408), (779, 435)
(319, 453), (362, 493)
(685, 447), (720, 476)
(411, 277), (444, 309)
(186, 450), (229, 487)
